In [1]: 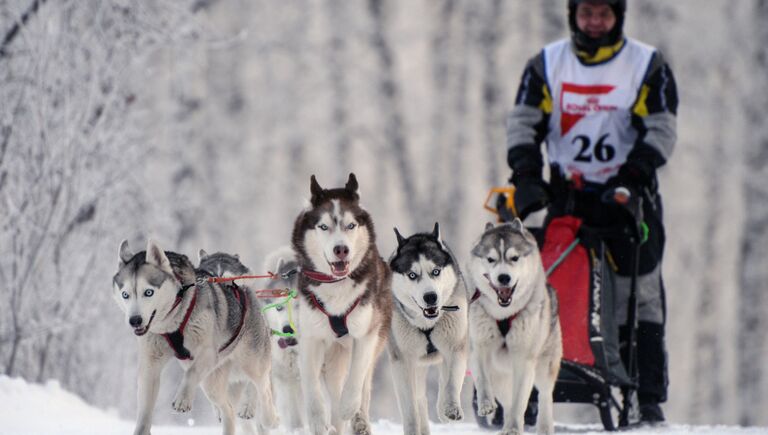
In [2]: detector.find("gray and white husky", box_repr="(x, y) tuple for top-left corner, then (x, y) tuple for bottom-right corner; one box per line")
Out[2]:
(260, 246), (304, 431)
(112, 240), (278, 435)
(292, 173), (393, 435)
(467, 220), (562, 435)
(387, 223), (469, 435)
(196, 249), (280, 434)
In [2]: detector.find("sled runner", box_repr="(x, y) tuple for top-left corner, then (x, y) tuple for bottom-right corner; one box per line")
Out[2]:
(473, 184), (644, 431)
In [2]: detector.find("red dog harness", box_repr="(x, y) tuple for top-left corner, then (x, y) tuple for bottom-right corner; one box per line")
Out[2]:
(162, 282), (248, 360)
(300, 268), (363, 338)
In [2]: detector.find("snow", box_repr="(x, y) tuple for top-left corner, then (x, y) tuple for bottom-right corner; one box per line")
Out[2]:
(0, 376), (764, 435)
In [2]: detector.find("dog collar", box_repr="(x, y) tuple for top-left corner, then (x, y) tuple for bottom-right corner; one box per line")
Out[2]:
(301, 268), (348, 283)
(306, 291), (362, 338)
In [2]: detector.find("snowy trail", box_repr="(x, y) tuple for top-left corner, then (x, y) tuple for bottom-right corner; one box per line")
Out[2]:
(0, 376), (765, 435)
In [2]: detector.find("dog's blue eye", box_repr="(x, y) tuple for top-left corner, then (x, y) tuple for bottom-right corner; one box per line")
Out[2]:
(487, 257), (496, 263)
(407, 272), (418, 280)
(121, 291), (129, 299)
(346, 223), (356, 230)
(431, 268), (440, 276)
(318, 224), (329, 231)
(143, 289), (154, 297)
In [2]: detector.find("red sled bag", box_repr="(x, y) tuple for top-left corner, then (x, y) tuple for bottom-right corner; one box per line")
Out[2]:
(541, 216), (631, 387)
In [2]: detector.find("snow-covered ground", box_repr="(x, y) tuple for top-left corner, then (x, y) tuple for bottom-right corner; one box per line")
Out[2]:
(0, 376), (764, 435)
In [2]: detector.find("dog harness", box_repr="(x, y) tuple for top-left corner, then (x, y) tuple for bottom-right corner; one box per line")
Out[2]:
(300, 268), (364, 338)
(421, 327), (438, 355)
(306, 291), (362, 338)
(162, 282), (248, 360)
(162, 283), (197, 360)
(471, 288), (519, 338)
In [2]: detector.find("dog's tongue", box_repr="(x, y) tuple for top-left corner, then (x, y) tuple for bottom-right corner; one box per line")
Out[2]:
(331, 261), (349, 276)
(278, 337), (297, 349)
(497, 286), (514, 301)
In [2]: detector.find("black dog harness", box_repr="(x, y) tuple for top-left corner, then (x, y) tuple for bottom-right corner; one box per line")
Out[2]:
(306, 291), (362, 338)
(162, 282), (248, 360)
(470, 288), (519, 338)
(301, 268), (364, 338)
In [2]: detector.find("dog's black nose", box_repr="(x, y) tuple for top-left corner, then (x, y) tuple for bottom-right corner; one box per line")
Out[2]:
(423, 292), (438, 306)
(497, 274), (511, 286)
(282, 325), (294, 334)
(334, 244), (349, 260)
(129, 315), (143, 327)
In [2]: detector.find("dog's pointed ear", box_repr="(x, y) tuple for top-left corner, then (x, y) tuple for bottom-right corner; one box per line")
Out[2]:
(510, 218), (524, 233)
(345, 173), (358, 193)
(310, 174), (323, 197)
(431, 222), (441, 242)
(118, 239), (133, 265)
(485, 222), (495, 231)
(146, 239), (173, 274)
(198, 249), (208, 264)
(394, 227), (406, 248)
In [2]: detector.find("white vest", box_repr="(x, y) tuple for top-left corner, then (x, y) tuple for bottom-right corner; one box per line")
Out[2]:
(543, 38), (655, 184)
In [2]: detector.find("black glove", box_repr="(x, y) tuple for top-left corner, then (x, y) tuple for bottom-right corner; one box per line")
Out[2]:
(611, 161), (657, 193)
(513, 177), (551, 220)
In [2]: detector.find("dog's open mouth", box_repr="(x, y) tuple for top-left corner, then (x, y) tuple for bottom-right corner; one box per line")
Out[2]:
(422, 306), (439, 319)
(494, 283), (516, 307)
(278, 337), (298, 349)
(329, 261), (350, 277)
(132, 310), (156, 336)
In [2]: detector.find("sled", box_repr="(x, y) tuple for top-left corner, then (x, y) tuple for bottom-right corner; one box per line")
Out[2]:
(473, 186), (644, 431)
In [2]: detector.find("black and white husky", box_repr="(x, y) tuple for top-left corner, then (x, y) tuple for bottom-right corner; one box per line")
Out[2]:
(467, 220), (562, 435)
(292, 174), (393, 435)
(387, 223), (469, 435)
(112, 240), (278, 435)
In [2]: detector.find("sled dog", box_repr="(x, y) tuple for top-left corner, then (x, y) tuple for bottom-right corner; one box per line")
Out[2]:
(467, 219), (562, 435)
(260, 246), (304, 431)
(196, 249), (282, 434)
(388, 223), (469, 435)
(112, 240), (278, 435)
(292, 173), (393, 435)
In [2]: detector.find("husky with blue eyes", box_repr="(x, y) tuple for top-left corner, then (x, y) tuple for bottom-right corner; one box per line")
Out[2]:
(291, 173), (392, 435)
(387, 223), (469, 435)
(467, 219), (562, 435)
(112, 240), (278, 435)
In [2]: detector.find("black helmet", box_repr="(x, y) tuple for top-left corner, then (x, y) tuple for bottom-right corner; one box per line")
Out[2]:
(568, 0), (626, 55)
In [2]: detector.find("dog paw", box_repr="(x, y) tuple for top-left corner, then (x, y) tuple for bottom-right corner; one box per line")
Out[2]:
(477, 399), (497, 417)
(439, 402), (463, 422)
(351, 412), (371, 435)
(238, 402), (256, 420)
(338, 395), (362, 421)
(172, 395), (193, 413)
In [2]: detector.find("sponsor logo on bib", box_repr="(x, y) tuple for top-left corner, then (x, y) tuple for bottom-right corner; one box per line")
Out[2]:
(560, 83), (617, 135)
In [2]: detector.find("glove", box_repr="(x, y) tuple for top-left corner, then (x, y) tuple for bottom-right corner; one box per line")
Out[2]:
(513, 177), (551, 220)
(611, 161), (657, 192)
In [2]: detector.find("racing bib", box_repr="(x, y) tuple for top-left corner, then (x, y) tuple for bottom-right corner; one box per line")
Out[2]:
(543, 38), (655, 183)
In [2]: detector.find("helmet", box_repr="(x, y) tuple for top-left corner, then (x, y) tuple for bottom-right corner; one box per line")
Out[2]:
(568, 0), (626, 55)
